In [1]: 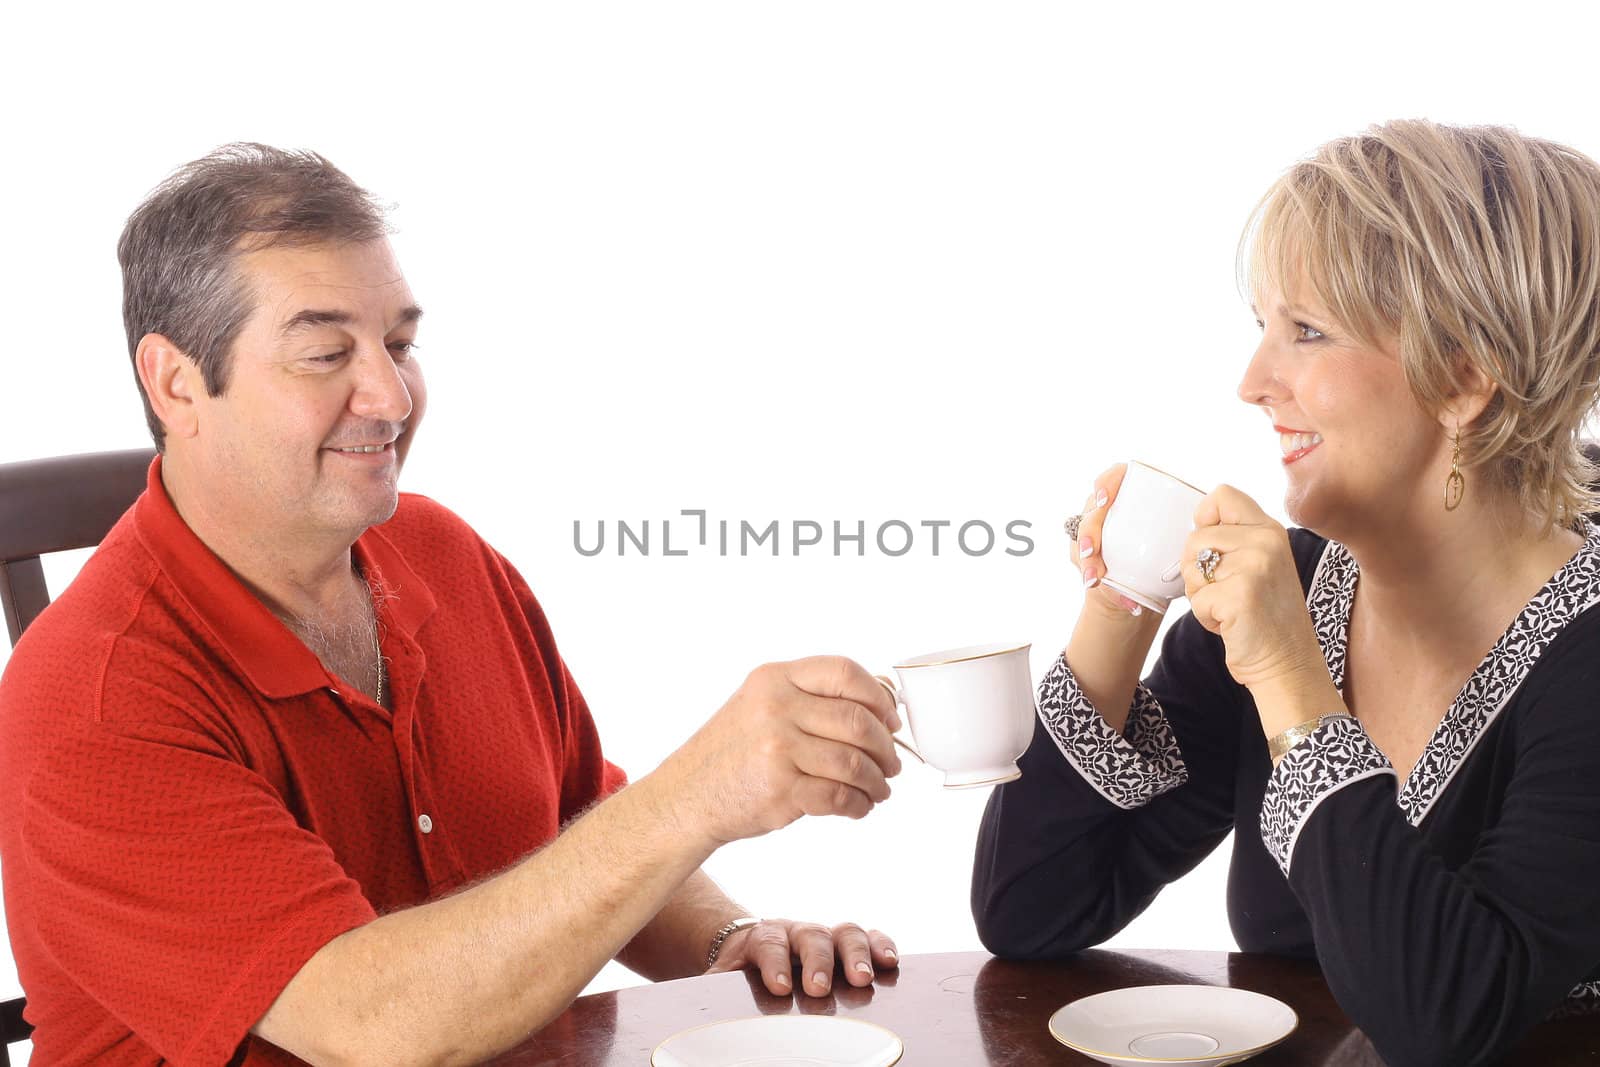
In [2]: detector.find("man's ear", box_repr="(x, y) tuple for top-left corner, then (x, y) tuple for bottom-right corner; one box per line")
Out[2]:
(135, 334), (204, 442)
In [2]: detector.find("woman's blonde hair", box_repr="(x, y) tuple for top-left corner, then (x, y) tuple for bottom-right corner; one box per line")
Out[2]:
(1240, 119), (1600, 529)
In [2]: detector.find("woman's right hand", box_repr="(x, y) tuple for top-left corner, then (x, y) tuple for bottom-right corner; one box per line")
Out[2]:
(1071, 464), (1147, 618)
(1064, 464), (1163, 732)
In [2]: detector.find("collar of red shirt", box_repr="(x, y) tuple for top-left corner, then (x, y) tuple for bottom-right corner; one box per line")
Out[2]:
(131, 456), (438, 699)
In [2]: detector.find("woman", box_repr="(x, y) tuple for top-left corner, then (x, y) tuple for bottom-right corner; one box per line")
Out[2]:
(972, 119), (1600, 1067)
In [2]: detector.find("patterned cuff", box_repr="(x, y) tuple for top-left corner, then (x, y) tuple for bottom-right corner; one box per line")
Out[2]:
(1037, 653), (1187, 809)
(1258, 715), (1396, 875)
(1559, 980), (1600, 1017)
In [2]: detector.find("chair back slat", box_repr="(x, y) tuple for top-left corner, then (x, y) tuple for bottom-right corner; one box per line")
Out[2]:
(0, 557), (48, 648)
(1585, 442), (1600, 525)
(0, 449), (153, 650)
(0, 450), (155, 563)
(0, 991), (27, 1049)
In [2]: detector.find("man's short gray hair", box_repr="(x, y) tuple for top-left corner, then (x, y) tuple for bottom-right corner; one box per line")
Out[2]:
(118, 143), (390, 447)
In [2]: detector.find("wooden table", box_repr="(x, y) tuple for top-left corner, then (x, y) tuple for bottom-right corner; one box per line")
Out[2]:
(494, 949), (1600, 1064)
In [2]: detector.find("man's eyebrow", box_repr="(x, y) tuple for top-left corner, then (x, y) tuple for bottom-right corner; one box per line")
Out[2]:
(278, 304), (424, 337)
(279, 308), (355, 336)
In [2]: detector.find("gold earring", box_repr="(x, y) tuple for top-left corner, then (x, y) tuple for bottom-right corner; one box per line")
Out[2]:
(1444, 426), (1465, 511)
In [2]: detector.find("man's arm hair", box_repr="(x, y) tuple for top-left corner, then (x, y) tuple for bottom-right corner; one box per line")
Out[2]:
(253, 768), (716, 1067)
(616, 868), (747, 981)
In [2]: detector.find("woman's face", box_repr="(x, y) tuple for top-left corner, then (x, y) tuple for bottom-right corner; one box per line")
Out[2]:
(1238, 281), (1449, 540)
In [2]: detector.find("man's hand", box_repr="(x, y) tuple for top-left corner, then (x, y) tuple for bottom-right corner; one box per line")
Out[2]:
(705, 919), (900, 996)
(664, 656), (905, 847)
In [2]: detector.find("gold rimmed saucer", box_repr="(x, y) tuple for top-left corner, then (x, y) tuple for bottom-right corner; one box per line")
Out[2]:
(652, 1015), (904, 1067)
(1048, 985), (1297, 1066)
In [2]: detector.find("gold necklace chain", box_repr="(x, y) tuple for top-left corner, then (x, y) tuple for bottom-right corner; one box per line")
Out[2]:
(372, 614), (386, 706)
(366, 576), (386, 708)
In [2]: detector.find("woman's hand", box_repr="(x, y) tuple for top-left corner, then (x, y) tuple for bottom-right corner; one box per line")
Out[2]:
(1181, 486), (1341, 733)
(1065, 464), (1168, 733)
(1072, 464), (1151, 618)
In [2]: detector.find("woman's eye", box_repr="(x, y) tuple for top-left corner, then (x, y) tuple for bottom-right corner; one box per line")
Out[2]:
(1296, 323), (1325, 341)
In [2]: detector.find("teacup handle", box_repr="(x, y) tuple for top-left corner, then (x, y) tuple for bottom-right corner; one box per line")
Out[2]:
(874, 674), (927, 765)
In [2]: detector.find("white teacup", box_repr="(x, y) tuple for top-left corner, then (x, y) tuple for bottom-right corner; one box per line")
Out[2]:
(1098, 460), (1206, 614)
(876, 642), (1035, 789)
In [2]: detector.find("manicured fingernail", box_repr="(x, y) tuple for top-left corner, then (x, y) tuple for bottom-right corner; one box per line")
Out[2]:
(1079, 539), (1095, 558)
(1084, 574), (1100, 589)
(884, 948), (897, 963)
(1129, 604), (1142, 616)
(813, 971), (830, 990)
(1095, 490), (1108, 508)
(855, 961), (873, 975)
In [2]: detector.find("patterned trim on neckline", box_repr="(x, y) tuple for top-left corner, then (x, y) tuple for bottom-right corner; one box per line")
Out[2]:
(1304, 521), (1600, 827)
(1037, 653), (1187, 810)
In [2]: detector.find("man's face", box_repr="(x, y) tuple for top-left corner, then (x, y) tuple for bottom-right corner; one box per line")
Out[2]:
(182, 238), (426, 544)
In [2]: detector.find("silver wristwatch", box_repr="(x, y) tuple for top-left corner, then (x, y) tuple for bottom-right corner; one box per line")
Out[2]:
(706, 916), (762, 968)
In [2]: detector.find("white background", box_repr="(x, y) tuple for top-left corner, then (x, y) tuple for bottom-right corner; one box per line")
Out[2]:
(3, 2), (1599, 1060)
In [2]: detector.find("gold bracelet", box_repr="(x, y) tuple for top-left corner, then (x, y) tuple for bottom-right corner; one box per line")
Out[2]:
(706, 916), (761, 968)
(1268, 714), (1351, 763)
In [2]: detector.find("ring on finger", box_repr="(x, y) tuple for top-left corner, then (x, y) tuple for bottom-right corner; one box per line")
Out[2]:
(1197, 547), (1223, 583)
(1063, 514), (1083, 541)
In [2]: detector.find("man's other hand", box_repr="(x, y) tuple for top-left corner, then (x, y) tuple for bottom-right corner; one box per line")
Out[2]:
(705, 919), (900, 996)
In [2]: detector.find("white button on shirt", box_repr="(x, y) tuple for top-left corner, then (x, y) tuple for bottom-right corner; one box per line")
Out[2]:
(418, 814), (433, 834)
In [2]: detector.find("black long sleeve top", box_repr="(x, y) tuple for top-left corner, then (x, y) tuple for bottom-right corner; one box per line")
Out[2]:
(972, 525), (1600, 1067)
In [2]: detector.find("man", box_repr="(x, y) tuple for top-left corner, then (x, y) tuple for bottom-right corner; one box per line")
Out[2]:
(0, 144), (903, 1066)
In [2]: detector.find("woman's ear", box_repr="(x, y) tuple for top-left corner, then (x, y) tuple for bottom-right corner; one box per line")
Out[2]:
(1438, 356), (1499, 429)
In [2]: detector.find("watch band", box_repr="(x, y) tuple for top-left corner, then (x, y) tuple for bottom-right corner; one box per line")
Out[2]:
(1268, 713), (1352, 764)
(706, 916), (762, 968)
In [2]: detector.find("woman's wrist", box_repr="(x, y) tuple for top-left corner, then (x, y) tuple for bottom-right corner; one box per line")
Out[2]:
(1267, 713), (1352, 763)
(1248, 669), (1347, 740)
(1066, 598), (1164, 734)
(1078, 582), (1165, 633)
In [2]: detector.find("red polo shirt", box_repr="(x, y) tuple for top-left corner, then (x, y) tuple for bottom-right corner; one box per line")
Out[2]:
(0, 459), (626, 1065)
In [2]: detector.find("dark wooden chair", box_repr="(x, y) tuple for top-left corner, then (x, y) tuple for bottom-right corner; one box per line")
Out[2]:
(0, 448), (154, 1063)
(0, 449), (154, 645)
(1586, 442), (1600, 523)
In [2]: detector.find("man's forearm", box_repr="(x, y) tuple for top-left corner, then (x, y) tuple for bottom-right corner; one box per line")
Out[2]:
(617, 869), (746, 981)
(254, 766), (715, 1067)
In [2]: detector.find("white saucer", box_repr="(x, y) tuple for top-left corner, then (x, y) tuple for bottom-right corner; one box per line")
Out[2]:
(1048, 984), (1297, 1066)
(652, 1015), (904, 1067)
